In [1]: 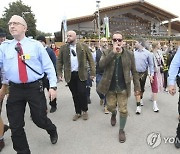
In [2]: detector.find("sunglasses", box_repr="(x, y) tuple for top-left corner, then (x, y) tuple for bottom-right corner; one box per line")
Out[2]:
(113, 38), (123, 42)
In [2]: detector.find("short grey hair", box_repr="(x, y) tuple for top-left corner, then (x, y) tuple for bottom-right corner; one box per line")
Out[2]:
(136, 37), (148, 47)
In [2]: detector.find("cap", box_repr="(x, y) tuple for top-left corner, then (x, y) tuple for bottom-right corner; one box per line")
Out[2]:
(0, 32), (6, 37)
(0, 28), (6, 37)
(36, 35), (46, 44)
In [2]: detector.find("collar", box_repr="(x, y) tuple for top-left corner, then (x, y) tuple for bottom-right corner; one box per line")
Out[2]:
(137, 48), (145, 52)
(14, 36), (27, 45)
(70, 44), (76, 48)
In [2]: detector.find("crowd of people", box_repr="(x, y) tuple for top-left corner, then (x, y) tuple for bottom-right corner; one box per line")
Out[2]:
(0, 14), (179, 153)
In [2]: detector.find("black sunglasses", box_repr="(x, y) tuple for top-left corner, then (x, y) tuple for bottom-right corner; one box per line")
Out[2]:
(113, 38), (123, 42)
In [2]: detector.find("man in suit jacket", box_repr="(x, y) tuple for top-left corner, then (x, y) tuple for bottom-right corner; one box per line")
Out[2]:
(97, 31), (140, 143)
(37, 35), (58, 113)
(57, 30), (95, 121)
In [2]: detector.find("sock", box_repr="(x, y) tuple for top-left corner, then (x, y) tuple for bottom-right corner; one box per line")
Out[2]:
(137, 102), (140, 106)
(112, 110), (117, 116)
(119, 115), (127, 130)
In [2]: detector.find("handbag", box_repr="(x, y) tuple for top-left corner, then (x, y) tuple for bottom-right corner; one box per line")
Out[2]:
(155, 52), (164, 73)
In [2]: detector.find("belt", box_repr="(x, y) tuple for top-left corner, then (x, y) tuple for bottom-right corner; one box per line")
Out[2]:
(138, 70), (148, 74)
(72, 71), (78, 73)
(9, 79), (41, 88)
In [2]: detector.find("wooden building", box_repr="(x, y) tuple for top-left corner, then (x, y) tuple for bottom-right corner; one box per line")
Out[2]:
(57, 0), (179, 41)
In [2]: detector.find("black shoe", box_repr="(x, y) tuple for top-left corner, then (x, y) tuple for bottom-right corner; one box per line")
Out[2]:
(50, 130), (58, 144)
(50, 107), (57, 113)
(0, 139), (5, 152)
(174, 136), (180, 148)
(3, 124), (9, 134)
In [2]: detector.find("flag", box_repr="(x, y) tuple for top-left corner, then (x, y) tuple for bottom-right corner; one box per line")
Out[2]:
(61, 16), (67, 42)
(62, 16), (67, 32)
(104, 16), (110, 38)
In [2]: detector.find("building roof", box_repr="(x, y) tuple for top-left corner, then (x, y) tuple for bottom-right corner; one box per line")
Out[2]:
(100, 1), (178, 21)
(67, 15), (95, 25)
(67, 0), (178, 25)
(163, 20), (180, 32)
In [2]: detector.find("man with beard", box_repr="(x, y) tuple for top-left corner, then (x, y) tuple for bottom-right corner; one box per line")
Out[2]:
(57, 30), (95, 121)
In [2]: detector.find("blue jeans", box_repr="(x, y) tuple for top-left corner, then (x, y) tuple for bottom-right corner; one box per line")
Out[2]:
(96, 74), (106, 105)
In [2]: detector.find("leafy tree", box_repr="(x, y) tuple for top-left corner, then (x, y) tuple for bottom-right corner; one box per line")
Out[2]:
(0, 18), (7, 33)
(36, 30), (52, 38)
(1, 0), (37, 38)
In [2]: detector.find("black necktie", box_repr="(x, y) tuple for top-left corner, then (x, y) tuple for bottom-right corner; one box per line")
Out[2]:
(71, 49), (76, 56)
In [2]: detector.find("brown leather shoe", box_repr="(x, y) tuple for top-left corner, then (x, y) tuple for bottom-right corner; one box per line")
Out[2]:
(111, 111), (117, 126)
(73, 114), (81, 121)
(0, 139), (5, 152)
(82, 112), (88, 120)
(119, 129), (126, 143)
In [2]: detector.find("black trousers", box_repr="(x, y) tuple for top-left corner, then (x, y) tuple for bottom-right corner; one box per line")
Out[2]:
(43, 77), (57, 107)
(178, 89), (180, 115)
(177, 88), (180, 139)
(68, 72), (88, 114)
(138, 71), (148, 99)
(163, 70), (168, 89)
(7, 80), (56, 154)
(0, 81), (2, 115)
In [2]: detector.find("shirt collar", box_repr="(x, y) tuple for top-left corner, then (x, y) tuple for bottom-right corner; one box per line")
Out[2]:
(138, 48), (145, 52)
(70, 44), (76, 48)
(14, 36), (27, 45)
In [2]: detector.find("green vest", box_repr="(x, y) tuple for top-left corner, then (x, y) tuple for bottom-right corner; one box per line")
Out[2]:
(109, 54), (126, 92)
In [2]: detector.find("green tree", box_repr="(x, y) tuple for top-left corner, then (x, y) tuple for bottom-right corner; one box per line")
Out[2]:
(0, 18), (7, 33)
(1, 0), (37, 38)
(36, 30), (52, 38)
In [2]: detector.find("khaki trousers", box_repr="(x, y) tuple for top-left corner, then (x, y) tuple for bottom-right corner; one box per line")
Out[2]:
(106, 90), (128, 117)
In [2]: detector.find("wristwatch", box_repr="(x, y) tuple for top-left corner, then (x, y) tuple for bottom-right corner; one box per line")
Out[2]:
(50, 87), (57, 90)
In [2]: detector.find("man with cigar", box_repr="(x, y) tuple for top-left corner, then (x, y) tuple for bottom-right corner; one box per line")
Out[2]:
(97, 31), (140, 143)
(0, 15), (58, 153)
